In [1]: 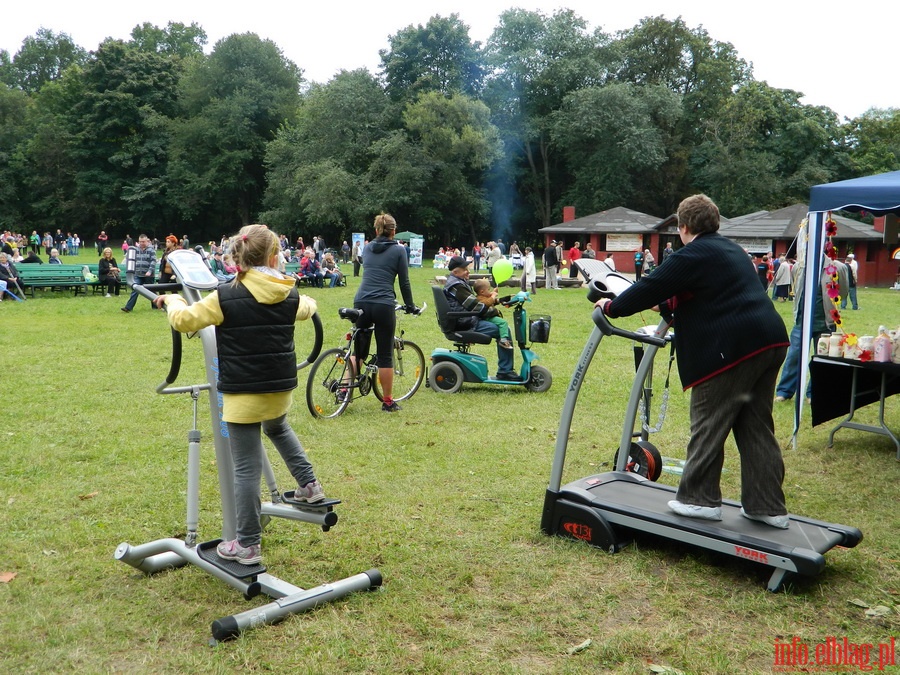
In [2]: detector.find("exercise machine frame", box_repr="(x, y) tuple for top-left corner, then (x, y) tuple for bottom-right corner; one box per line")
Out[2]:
(540, 259), (862, 592)
(114, 248), (381, 639)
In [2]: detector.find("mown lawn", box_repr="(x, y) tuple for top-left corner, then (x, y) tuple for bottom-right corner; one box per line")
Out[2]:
(1, 262), (898, 674)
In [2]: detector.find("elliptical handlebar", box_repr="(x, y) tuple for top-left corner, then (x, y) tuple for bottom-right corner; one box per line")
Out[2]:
(140, 280), (323, 385)
(297, 312), (323, 372)
(133, 282), (183, 303)
(591, 306), (667, 347)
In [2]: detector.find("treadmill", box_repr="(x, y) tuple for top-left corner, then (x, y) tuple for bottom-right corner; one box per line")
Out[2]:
(540, 259), (862, 591)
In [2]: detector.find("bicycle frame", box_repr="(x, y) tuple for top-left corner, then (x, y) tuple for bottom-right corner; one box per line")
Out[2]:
(306, 305), (426, 418)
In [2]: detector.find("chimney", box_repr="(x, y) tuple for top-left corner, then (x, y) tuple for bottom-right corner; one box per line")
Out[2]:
(563, 206), (575, 222)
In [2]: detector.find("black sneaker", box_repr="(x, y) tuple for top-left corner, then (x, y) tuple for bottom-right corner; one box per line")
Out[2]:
(382, 401), (402, 412)
(496, 371), (523, 381)
(121, 307), (131, 313)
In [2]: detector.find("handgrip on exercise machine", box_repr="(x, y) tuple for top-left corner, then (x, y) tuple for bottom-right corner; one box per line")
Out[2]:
(591, 307), (667, 348)
(133, 283), (183, 302)
(297, 313), (323, 372)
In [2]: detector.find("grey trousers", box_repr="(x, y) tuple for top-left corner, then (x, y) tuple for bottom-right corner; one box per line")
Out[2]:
(545, 265), (558, 289)
(226, 414), (317, 546)
(676, 346), (788, 516)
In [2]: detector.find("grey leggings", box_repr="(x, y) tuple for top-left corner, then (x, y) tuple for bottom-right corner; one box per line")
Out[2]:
(226, 414), (317, 546)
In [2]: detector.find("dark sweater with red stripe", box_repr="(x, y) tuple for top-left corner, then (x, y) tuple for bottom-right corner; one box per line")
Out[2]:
(605, 232), (789, 390)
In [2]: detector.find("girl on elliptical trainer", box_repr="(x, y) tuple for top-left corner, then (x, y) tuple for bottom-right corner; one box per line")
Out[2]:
(595, 194), (791, 529)
(155, 224), (325, 565)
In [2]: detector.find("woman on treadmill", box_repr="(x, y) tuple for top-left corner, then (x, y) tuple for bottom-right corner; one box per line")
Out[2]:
(595, 194), (791, 529)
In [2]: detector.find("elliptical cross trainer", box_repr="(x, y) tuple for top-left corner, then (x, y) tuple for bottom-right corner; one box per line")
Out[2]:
(114, 248), (381, 639)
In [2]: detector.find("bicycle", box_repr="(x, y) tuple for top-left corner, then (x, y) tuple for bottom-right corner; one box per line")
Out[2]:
(306, 303), (426, 418)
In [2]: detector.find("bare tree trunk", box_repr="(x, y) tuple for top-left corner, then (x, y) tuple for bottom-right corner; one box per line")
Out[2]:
(540, 134), (551, 228)
(522, 133), (553, 229)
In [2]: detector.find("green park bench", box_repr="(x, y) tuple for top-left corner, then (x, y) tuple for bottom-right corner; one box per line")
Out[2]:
(16, 264), (101, 297)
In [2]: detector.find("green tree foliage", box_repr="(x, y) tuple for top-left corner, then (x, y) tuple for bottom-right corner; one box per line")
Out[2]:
(69, 39), (180, 236)
(0, 85), (33, 224)
(168, 33), (302, 233)
(484, 8), (609, 231)
(607, 16), (752, 215)
(0, 17), (895, 247)
(130, 22), (207, 59)
(552, 83), (682, 212)
(14, 70), (84, 233)
(380, 14), (485, 102)
(402, 91), (502, 242)
(692, 81), (849, 215)
(262, 68), (392, 237)
(0, 28), (87, 94)
(846, 108), (900, 176)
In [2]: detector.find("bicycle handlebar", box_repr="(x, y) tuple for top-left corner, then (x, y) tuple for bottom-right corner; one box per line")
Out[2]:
(395, 302), (427, 316)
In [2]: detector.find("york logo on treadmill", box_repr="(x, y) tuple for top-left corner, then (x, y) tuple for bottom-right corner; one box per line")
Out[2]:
(563, 522), (592, 541)
(734, 545), (768, 564)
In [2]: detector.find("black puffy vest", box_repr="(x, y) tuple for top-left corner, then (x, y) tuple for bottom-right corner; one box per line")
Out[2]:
(216, 282), (300, 394)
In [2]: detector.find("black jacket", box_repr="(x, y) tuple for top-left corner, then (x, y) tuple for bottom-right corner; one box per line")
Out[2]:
(543, 246), (558, 267)
(607, 232), (789, 389)
(216, 282), (300, 394)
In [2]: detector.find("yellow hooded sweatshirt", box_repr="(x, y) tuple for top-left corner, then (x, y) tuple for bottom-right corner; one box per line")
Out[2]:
(161, 269), (317, 423)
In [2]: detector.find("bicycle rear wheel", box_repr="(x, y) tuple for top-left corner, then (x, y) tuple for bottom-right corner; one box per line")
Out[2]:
(372, 339), (425, 402)
(306, 348), (354, 418)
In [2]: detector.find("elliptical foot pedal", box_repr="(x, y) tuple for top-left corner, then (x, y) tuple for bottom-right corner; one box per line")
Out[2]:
(197, 540), (266, 580)
(282, 492), (341, 510)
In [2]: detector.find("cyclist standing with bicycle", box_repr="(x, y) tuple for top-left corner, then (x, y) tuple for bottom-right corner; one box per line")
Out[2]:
(354, 213), (417, 412)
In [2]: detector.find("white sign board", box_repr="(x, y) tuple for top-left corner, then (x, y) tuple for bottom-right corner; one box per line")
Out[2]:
(409, 237), (424, 267)
(606, 234), (643, 252)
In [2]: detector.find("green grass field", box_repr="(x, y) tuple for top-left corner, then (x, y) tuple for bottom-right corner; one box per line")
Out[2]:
(1, 258), (898, 674)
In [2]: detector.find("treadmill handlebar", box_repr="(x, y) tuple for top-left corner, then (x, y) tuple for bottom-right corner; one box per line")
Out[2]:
(591, 306), (667, 347)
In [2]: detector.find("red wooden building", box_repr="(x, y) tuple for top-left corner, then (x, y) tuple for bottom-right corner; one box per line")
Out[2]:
(539, 204), (899, 287)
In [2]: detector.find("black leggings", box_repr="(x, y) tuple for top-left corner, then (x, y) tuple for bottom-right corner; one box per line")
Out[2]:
(353, 301), (396, 368)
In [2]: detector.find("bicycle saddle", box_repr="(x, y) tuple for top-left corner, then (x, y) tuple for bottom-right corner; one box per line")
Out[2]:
(338, 307), (363, 322)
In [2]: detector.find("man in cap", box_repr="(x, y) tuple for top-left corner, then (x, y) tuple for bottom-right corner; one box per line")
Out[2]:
(442, 256), (520, 380)
(542, 240), (559, 290)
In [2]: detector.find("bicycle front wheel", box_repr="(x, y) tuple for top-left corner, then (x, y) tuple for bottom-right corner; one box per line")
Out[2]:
(306, 348), (354, 418)
(372, 338), (425, 403)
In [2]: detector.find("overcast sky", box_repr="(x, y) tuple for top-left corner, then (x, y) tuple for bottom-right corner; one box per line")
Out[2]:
(2, 1), (896, 120)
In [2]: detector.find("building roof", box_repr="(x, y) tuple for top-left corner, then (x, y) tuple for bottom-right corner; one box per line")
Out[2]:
(719, 204), (882, 241)
(538, 206), (664, 235)
(541, 203), (881, 242)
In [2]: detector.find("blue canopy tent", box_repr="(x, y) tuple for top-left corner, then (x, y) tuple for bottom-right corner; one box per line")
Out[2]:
(795, 171), (900, 442)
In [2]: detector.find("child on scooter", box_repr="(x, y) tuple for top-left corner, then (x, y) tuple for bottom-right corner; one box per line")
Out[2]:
(155, 223), (325, 565)
(473, 278), (513, 349)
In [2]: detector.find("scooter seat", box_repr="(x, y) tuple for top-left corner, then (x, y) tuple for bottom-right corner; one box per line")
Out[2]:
(443, 330), (493, 345)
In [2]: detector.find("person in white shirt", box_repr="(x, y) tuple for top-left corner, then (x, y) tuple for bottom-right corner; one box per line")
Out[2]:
(841, 253), (859, 310)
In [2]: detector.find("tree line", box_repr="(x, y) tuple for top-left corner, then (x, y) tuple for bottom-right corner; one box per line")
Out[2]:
(1, 11), (899, 249)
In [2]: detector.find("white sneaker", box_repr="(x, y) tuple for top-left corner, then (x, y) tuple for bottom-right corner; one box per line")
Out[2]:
(740, 507), (789, 529)
(105, 293), (111, 298)
(294, 479), (326, 503)
(668, 500), (722, 521)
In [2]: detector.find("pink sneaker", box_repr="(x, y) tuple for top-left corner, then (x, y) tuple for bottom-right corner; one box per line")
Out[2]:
(295, 480), (326, 503)
(216, 539), (262, 565)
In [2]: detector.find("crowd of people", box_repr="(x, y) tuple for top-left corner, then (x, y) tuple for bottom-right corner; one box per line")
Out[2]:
(0, 229), (84, 260)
